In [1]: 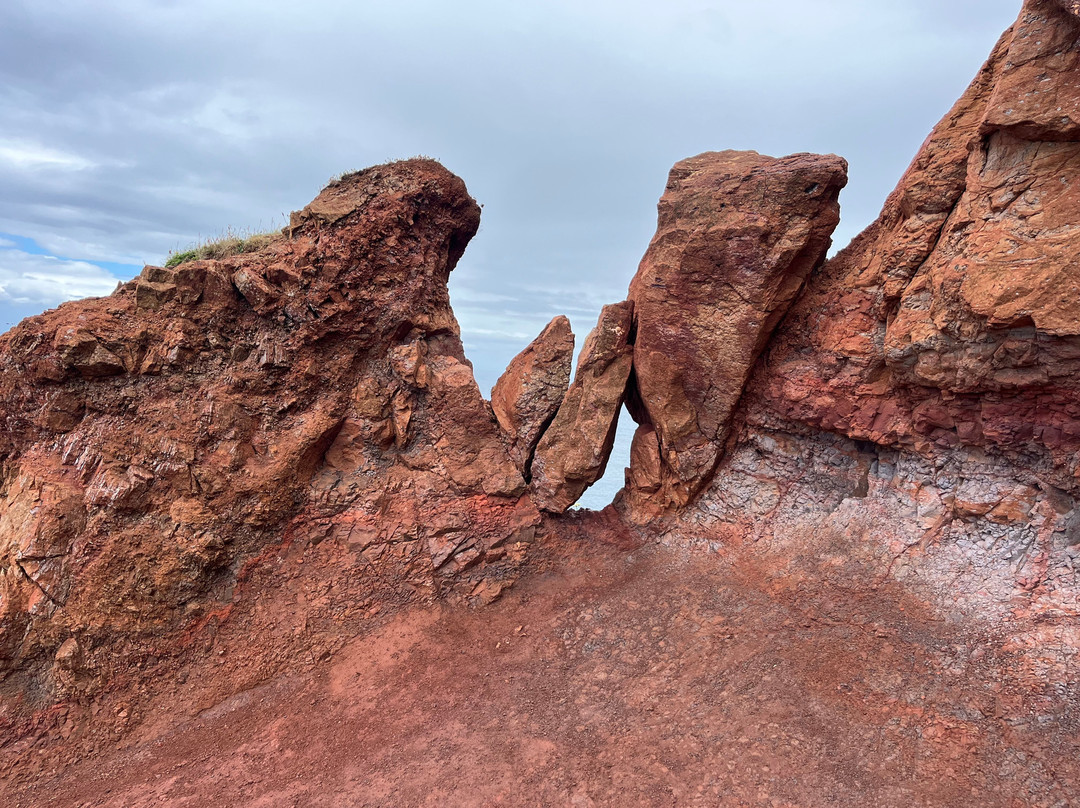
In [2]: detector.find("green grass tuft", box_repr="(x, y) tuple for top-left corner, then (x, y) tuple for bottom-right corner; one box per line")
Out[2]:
(164, 227), (280, 269)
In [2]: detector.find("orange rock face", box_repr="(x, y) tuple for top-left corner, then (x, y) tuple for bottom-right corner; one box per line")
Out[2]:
(530, 302), (634, 512)
(648, 0), (1080, 629)
(0, 160), (537, 690)
(623, 150), (847, 516)
(490, 315), (574, 477)
(748, 0), (1080, 475)
(4, 8), (1080, 786)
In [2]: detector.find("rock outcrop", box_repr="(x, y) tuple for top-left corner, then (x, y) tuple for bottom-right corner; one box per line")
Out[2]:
(0, 160), (538, 691)
(639, 0), (1080, 626)
(623, 150), (847, 515)
(530, 302), (634, 512)
(490, 315), (574, 477)
(741, 0), (1080, 486)
(6, 8), (1080, 799)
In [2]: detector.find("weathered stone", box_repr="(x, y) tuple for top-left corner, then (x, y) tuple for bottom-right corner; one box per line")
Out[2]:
(0, 159), (535, 690)
(981, 0), (1080, 141)
(52, 327), (127, 378)
(491, 315), (574, 476)
(645, 0), (1080, 637)
(624, 150), (847, 515)
(135, 278), (177, 310)
(625, 423), (662, 496)
(530, 302), (633, 512)
(232, 266), (280, 312)
(745, 0), (1080, 480)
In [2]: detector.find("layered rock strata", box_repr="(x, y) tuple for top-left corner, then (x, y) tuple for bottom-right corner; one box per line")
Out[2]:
(739, 0), (1080, 481)
(634, 0), (1080, 629)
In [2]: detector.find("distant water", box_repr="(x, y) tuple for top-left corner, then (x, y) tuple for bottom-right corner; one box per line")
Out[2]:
(575, 408), (636, 510)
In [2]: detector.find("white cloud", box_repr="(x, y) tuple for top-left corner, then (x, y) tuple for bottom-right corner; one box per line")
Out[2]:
(0, 0), (1024, 382)
(0, 249), (121, 305)
(0, 140), (96, 171)
(0, 237), (15, 248)
(451, 306), (541, 344)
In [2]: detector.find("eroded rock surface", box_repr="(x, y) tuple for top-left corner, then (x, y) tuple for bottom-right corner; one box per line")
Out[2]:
(530, 302), (634, 512)
(624, 150), (847, 516)
(647, 0), (1080, 634)
(5, 5), (1080, 803)
(490, 315), (574, 477)
(741, 0), (1080, 484)
(0, 160), (536, 694)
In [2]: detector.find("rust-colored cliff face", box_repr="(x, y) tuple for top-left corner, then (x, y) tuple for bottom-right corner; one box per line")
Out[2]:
(746, 0), (1080, 471)
(4, 2), (1080, 804)
(0, 160), (537, 695)
(624, 0), (1080, 627)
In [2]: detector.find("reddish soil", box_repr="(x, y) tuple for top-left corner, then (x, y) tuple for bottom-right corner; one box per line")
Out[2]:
(3, 530), (1077, 808)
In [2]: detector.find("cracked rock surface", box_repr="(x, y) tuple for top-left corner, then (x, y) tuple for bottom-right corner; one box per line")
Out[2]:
(4, 3), (1080, 805)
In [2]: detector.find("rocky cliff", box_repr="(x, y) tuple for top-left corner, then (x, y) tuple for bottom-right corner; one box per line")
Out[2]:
(0, 161), (537, 698)
(2, 1), (1080, 801)
(629, 0), (1080, 630)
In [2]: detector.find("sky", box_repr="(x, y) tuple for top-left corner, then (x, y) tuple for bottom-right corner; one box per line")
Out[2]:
(0, 0), (1022, 398)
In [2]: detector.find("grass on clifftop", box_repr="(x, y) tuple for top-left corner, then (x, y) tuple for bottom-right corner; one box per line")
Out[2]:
(164, 228), (280, 268)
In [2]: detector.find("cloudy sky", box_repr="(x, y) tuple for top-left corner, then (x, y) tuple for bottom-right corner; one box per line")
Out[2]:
(1, 0), (1021, 396)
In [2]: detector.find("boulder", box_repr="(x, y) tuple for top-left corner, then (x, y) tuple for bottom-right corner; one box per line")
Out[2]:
(624, 150), (847, 515)
(491, 316), (574, 476)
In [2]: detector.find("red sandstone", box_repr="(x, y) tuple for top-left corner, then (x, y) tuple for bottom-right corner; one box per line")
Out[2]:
(3, 3), (1080, 805)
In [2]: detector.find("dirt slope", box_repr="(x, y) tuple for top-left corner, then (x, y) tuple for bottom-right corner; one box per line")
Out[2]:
(3, 523), (1076, 808)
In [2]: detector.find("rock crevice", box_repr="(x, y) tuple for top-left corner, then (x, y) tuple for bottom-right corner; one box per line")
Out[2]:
(529, 301), (635, 513)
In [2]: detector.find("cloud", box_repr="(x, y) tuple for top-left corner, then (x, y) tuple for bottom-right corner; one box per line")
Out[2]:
(0, 249), (120, 305)
(0, 0), (1024, 380)
(0, 140), (96, 171)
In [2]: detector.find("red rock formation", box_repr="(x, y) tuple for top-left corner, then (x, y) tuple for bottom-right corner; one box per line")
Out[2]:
(649, 0), (1080, 627)
(6, 7), (1080, 798)
(0, 160), (537, 692)
(623, 150), (847, 517)
(490, 315), (574, 476)
(530, 302), (634, 512)
(744, 0), (1080, 482)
